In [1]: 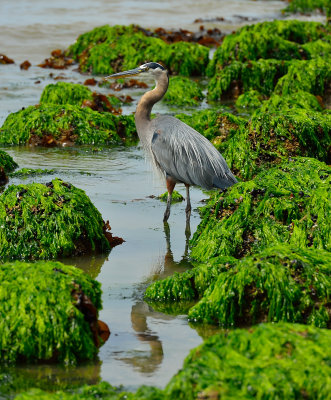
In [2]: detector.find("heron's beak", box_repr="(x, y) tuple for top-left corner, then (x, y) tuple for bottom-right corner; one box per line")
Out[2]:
(104, 67), (143, 80)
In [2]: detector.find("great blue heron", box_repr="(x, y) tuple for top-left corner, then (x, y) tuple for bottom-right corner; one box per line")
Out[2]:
(106, 62), (237, 230)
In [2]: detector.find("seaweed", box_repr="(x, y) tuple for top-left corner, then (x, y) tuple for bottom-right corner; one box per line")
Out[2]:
(208, 59), (290, 100)
(0, 261), (107, 365)
(66, 25), (209, 76)
(0, 178), (112, 260)
(206, 20), (331, 101)
(235, 89), (264, 110)
(145, 244), (330, 327)
(40, 81), (122, 112)
(207, 20), (330, 72)
(165, 323), (331, 399)
(189, 246), (331, 327)
(15, 382), (164, 399)
(190, 158), (330, 261)
(163, 76), (204, 106)
(9, 168), (55, 178)
(0, 104), (137, 146)
(283, 0), (331, 18)
(158, 190), (184, 203)
(0, 150), (18, 172)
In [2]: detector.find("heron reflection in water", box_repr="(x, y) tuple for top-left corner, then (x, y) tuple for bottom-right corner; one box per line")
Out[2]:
(105, 62), (237, 232)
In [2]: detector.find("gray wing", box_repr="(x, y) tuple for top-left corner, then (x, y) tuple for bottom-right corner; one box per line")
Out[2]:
(149, 115), (237, 190)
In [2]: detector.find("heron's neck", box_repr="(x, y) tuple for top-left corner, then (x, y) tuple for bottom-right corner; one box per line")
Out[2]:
(135, 72), (169, 131)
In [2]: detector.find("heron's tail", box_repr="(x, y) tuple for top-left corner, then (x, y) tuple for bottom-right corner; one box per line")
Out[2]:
(213, 173), (237, 189)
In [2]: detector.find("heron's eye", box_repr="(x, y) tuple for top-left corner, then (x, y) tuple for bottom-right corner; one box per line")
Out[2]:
(139, 65), (149, 72)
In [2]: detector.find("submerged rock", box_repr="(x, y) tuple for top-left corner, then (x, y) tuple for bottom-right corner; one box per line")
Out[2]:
(158, 190), (184, 203)
(0, 150), (18, 172)
(0, 150), (18, 186)
(165, 323), (331, 399)
(145, 245), (330, 327)
(0, 178), (114, 260)
(0, 261), (109, 365)
(66, 24), (209, 76)
(14, 324), (331, 399)
(190, 158), (330, 261)
(0, 104), (136, 146)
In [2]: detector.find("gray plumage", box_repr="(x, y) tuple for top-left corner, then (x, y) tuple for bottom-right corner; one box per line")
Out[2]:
(150, 115), (237, 190)
(105, 62), (237, 230)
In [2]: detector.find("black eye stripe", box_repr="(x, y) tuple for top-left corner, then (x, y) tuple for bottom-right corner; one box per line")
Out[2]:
(143, 62), (165, 70)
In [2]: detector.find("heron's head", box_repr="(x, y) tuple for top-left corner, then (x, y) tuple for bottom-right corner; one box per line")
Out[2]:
(104, 62), (167, 82)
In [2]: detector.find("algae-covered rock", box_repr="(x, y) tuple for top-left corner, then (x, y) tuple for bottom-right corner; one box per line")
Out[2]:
(0, 261), (107, 364)
(40, 81), (122, 112)
(189, 246), (331, 327)
(283, 0), (331, 18)
(207, 20), (331, 100)
(208, 59), (290, 100)
(0, 150), (18, 185)
(15, 382), (164, 399)
(40, 81), (93, 106)
(208, 20), (330, 71)
(235, 89), (264, 110)
(158, 190), (184, 203)
(0, 150), (18, 172)
(0, 178), (112, 260)
(163, 76), (204, 106)
(190, 158), (330, 261)
(0, 104), (137, 146)
(66, 25), (209, 76)
(145, 245), (330, 327)
(165, 323), (331, 399)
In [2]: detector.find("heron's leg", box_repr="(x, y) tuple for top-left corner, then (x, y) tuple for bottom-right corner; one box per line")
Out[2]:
(185, 184), (191, 235)
(163, 177), (176, 222)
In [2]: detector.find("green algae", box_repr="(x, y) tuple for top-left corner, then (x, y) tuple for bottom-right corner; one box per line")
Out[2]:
(235, 89), (264, 110)
(190, 157), (330, 262)
(165, 323), (331, 399)
(145, 256), (234, 302)
(188, 246), (331, 327)
(283, 0), (331, 18)
(206, 20), (331, 101)
(0, 150), (18, 172)
(0, 261), (104, 365)
(40, 81), (122, 110)
(9, 168), (55, 178)
(0, 104), (137, 146)
(158, 190), (184, 203)
(145, 245), (330, 327)
(67, 24), (209, 76)
(15, 382), (164, 399)
(0, 178), (111, 260)
(208, 59), (290, 100)
(15, 323), (331, 399)
(163, 76), (204, 106)
(274, 57), (331, 98)
(40, 82), (93, 106)
(207, 20), (330, 71)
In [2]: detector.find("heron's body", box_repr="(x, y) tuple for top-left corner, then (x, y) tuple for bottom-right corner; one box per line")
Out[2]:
(106, 62), (237, 229)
